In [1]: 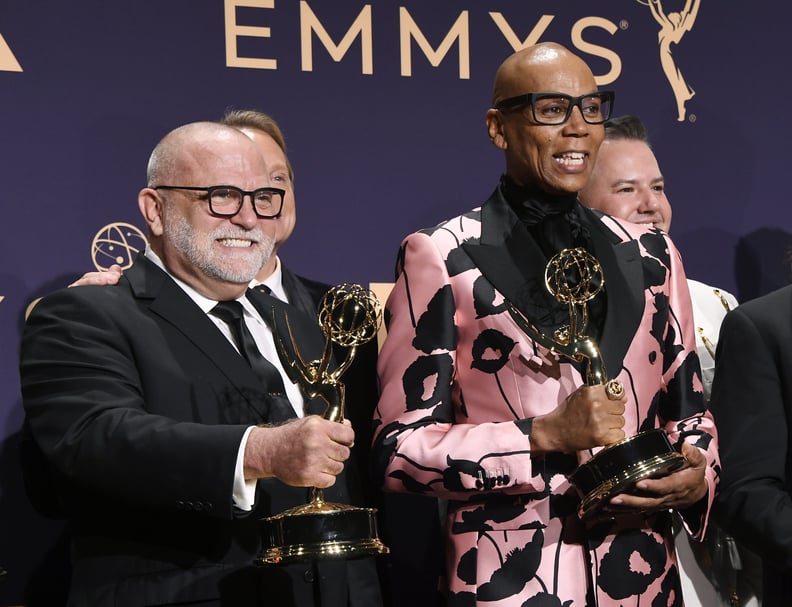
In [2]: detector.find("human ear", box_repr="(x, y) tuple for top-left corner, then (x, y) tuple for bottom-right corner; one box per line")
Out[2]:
(486, 109), (507, 150)
(138, 188), (164, 237)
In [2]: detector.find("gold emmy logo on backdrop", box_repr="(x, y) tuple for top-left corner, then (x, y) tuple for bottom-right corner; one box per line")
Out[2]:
(23, 222), (146, 319)
(638, 0), (701, 122)
(506, 248), (687, 519)
(91, 222), (148, 271)
(0, 32), (22, 72)
(258, 283), (389, 564)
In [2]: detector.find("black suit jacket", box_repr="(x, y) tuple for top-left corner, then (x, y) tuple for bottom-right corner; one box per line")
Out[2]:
(711, 284), (792, 607)
(20, 255), (380, 607)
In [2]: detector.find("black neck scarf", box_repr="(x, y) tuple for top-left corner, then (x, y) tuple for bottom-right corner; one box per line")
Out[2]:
(499, 174), (605, 343)
(500, 174), (590, 259)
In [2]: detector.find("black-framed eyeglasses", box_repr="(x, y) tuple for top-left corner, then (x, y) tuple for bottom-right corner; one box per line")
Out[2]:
(494, 91), (615, 125)
(153, 185), (285, 219)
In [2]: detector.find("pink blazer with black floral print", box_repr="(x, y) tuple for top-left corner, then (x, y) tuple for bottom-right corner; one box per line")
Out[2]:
(373, 190), (719, 607)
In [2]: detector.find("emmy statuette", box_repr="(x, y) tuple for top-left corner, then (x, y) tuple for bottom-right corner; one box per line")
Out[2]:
(257, 283), (389, 564)
(506, 248), (687, 519)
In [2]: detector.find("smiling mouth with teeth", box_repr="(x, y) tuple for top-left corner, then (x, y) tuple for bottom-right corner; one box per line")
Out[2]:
(219, 238), (253, 248)
(555, 152), (585, 166)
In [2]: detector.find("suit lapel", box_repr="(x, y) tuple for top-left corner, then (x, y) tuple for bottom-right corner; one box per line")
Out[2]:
(462, 189), (559, 322)
(583, 208), (645, 380)
(247, 288), (331, 416)
(126, 256), (280, 421)
(281, 265), (322, 318)
(461, 196), (647, 383)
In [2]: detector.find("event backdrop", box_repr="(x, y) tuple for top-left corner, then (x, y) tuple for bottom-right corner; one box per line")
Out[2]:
(1, 1), (789, 603)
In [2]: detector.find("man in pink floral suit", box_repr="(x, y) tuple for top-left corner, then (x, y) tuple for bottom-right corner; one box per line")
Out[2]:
(372, 43), (720, 606)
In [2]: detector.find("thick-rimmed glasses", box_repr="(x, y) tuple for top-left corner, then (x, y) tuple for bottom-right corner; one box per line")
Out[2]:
(494, 91), (615, 125)
(154, 185), (285, 219)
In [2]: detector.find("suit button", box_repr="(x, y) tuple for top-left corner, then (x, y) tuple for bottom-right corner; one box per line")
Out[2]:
(303, 569), (314, 583)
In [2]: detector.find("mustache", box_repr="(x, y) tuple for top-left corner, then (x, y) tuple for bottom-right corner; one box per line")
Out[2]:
(211, 227), (266, 242)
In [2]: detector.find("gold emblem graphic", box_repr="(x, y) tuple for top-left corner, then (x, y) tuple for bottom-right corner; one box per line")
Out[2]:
(639, 0), (701, 122)
(24, 222), (147, 320)
(91, 222), (147, 271)
(0, 33), (22, 72)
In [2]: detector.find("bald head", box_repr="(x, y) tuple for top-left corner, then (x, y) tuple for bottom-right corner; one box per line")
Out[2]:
(485, 42), (605, 194)
(492, 43), (596, 107)
(146, 122), (263, 186)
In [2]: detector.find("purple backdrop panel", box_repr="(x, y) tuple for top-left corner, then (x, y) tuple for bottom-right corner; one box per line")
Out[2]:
(0, 1), (788, 603)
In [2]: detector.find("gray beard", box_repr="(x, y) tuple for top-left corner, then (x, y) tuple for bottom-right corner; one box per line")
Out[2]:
(164, 214), (275, 284)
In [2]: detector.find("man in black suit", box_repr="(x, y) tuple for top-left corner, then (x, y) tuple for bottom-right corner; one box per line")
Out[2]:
(20, 121), (381, 606)
(66, 110), (435, 607)
(711, 285), (792, 606)
(73, 110), (380, 507)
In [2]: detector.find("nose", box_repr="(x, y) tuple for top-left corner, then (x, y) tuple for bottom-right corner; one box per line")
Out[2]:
(637, 187), (660, 211)
(563, 105), (589, 134)
(230, 194), (260, 228)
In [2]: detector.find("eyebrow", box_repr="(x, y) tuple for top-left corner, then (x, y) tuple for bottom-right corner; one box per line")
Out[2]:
(611, 175), (665, 187)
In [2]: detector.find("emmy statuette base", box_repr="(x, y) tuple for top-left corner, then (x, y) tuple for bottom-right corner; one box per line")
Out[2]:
(258, 499), (389, 565)
(569, 428), (688, 519)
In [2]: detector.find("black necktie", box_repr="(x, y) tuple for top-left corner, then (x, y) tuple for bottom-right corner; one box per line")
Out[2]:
(210, 300), (286, 397)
